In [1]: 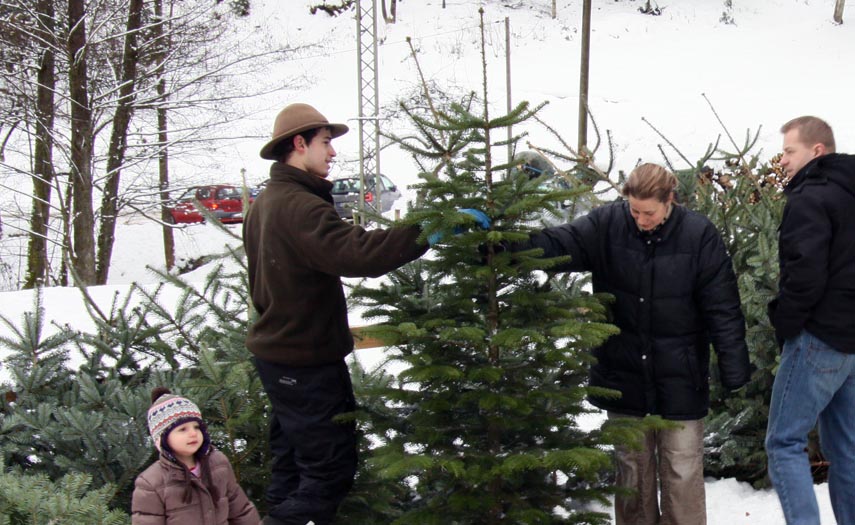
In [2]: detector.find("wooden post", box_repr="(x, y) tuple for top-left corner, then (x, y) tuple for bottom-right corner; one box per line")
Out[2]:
(505, 17), (513, 179)
(577, 0), (592, 156)
(834, 0), (845, 23)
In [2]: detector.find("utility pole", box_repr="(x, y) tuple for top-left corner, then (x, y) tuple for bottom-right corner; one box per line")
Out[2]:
(356, 0), (381, 225)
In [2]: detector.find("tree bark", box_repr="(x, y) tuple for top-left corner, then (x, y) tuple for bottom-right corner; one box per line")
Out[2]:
(59, 174), (73, 286)
(95, 0), (144, 284)
(155, 0), (175, 271)
(834, 0), (845, 23)
(67, 0), (97, 285)
(25, 0), (57, 289)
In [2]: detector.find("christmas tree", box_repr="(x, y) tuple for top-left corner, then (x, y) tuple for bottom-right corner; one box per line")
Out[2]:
(0, 250), (272, 516)
(657, 123), (790, 487)
(348, 10), (647, 524)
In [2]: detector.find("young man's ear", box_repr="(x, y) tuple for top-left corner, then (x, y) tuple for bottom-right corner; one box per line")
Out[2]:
(813, 143), (828, 157)
(292, 134), (306, 152)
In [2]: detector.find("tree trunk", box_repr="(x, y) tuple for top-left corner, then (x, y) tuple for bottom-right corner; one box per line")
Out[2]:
(67, 0), (97, 285)
(25, 0), (57, 289)
(155, 0), (175, 270)
(59, 174), (73, 286)
(834, 0), (845, 23)
(95, 0), (144, 284)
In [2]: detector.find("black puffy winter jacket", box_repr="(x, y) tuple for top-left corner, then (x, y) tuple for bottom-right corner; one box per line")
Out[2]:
(524, 201), (750, 420)
(769, 153), (855, 353)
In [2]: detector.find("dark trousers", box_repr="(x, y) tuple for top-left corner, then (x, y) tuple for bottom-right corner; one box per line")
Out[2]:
(254, 357), (358, 525)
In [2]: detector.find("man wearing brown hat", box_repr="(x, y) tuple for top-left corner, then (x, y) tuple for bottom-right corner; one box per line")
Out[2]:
(243, 103), (428, 525)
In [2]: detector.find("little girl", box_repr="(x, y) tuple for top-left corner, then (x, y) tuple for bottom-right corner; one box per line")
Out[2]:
(131, 387), (260, 525)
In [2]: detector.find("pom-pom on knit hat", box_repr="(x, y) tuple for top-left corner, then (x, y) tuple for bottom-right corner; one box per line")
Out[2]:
(147, 387), (210, 459)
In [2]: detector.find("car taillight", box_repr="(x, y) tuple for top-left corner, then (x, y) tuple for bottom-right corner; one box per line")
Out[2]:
(365, 191), (373, 203)
(211, 203), (219, 209)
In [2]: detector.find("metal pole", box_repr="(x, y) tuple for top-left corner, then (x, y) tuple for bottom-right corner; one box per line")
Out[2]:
(372, 0), (382, 216)
(578, 0), (591, 156)
(356, 0), (367, 225)
(356, 0), (381, 225)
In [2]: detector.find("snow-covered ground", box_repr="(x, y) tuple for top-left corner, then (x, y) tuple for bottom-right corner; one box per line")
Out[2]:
(3, 0), (852, 521)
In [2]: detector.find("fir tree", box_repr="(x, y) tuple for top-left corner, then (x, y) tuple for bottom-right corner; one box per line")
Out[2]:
(0, 248), (272, 514)
(654, 120), (791, 487)
(0, 465), (128, 525)
(348, 10), (648, 524)
(0, 242), (410, 522)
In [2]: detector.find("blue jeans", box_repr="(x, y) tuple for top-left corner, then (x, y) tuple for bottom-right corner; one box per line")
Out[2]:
(766, 330), (855, 525)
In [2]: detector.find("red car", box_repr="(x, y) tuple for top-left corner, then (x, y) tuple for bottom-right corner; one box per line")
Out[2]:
(166, 185), (248, 224)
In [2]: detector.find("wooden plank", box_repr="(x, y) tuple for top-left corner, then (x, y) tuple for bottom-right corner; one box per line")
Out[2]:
(351, 325), (386, 350)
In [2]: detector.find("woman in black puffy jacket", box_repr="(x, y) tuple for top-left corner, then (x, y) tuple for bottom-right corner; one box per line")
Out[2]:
(520, 163), (750, 525)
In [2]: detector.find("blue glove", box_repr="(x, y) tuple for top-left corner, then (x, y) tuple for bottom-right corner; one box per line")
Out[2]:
(427, 209), (490, 247)
(458, 208), (491, 230)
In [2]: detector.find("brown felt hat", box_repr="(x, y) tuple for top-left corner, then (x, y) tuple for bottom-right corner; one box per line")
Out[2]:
(259, 103), (348, 160)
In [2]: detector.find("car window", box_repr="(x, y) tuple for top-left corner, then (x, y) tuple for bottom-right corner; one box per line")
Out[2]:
(176, 188), (195, 202)
(196, 188), (211, 200)
(381, 175), (395, 191)
(332, 179), (358, 194)
(217, 187), (241, 199)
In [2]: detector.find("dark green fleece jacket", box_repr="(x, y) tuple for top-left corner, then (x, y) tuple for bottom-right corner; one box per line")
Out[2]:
(243, 163), (426, 366)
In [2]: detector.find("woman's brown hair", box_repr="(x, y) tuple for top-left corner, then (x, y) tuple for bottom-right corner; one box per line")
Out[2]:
(621, 163), (677, 203)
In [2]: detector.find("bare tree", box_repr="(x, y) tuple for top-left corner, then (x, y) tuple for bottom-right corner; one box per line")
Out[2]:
(153, 0), (175, 271)
(27, 0), (58, 288)
(94, 0), (144, 284)
(721, 0), (736, 25)
(67, 0), (97, 285)
(1, 0), (306, 288)
(309, 1), (354, 16)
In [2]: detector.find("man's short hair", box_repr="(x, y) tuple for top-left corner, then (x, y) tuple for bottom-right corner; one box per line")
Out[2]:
(781, 116), (836, 153)
(273, 127), (325, 162)
(621, 163), (677, 203)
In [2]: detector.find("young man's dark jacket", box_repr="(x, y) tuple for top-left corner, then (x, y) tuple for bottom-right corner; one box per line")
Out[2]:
(769, 153), (855, 353)
(521, 201), (750, 419)
(243, 163), (427, 367)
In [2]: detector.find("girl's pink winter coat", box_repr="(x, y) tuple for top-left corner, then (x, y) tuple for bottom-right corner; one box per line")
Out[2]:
(131, 449), (260, 525)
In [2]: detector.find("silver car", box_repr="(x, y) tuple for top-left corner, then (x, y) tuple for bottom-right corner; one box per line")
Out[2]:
(331, 175), (401, 221)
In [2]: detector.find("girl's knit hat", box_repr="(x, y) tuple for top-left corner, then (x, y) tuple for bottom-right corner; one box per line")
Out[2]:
(147, 387), (211, 460)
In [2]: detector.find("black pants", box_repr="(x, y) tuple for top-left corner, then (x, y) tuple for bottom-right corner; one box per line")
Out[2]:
(254, 357), (358, 525)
